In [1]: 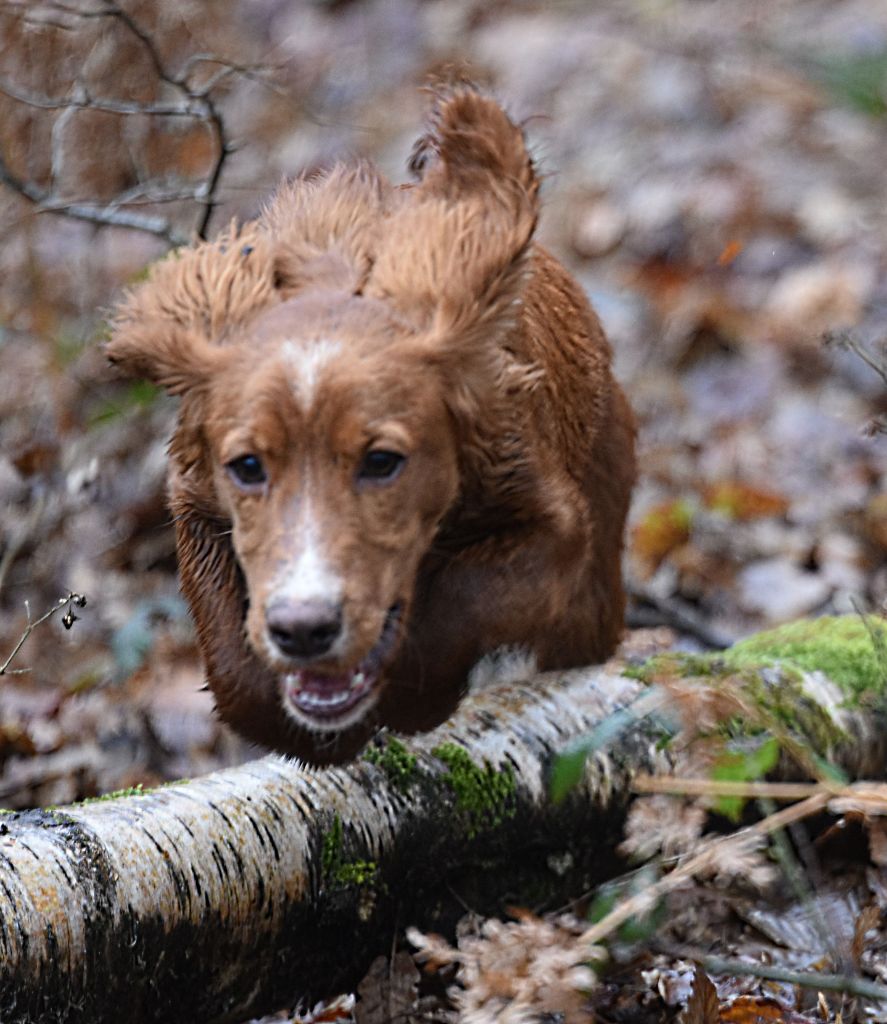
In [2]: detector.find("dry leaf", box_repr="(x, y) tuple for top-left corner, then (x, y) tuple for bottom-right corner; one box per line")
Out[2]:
(410, 913), (598, 1024)
(717, 241), (744, 267)
(703, 834), (777, 889)
(852, 904), (880, 965)
(632, 499), (695, 574)
(703, 482), (789, 522)
(620, 795), (706, 860)
(355, 953), (420, 1024)
(292, 993), (356, 1023)
(657, 676), (759, 737)
(680, 966), (719, 1024)
(720, 995), (802, 1024)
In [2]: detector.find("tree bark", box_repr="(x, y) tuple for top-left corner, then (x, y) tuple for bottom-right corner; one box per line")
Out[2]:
(0, 619), (882, 1023)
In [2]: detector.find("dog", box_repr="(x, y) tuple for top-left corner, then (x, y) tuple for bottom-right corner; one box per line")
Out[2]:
(106, 86), (636, 764)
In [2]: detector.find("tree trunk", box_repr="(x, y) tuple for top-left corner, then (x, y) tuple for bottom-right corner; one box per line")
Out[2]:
(0, 617), (882, 1024)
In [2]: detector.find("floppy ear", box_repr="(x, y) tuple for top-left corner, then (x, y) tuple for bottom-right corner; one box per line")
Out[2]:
(364, 86), (539, 347)
(262, 163), (388, 297)
(106, 320), (228, 397)
(106, 223), (276, 394)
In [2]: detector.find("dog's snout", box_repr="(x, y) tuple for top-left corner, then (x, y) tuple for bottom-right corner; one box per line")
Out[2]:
(266, 599), (343, 659)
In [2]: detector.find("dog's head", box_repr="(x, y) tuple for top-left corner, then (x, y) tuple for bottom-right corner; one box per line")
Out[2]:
(106, 88), (540, 740)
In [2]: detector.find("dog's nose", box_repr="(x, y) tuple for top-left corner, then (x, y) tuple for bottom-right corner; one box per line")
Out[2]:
(266, 599), (343, 659)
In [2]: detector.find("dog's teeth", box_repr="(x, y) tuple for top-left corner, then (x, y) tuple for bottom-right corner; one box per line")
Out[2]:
(298, 690), (350, 710)
(350, 671), (365, 690)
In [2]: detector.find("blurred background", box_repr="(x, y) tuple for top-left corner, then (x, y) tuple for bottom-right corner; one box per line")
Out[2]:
(0, 0), (885, 808)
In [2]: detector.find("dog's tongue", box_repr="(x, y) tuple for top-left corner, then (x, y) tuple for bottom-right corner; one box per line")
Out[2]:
(286, 667), (375, 718)
(300, 670), (351, 695)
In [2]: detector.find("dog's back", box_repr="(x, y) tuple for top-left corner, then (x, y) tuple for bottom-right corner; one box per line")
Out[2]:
(107, 86), (636, 762)
(379, 242), (636, 734)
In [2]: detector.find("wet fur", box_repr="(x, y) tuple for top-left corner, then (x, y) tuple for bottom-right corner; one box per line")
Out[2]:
(107, 88), (636, 764)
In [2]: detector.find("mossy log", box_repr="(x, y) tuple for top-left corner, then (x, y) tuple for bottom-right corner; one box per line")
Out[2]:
(0, 616), (884, 1024)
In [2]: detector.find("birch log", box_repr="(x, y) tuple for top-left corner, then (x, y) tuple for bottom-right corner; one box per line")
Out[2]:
(0, 617), (883, 1023)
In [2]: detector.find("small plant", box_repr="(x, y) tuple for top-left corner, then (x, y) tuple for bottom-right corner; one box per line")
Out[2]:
(0, 592), (87, 676)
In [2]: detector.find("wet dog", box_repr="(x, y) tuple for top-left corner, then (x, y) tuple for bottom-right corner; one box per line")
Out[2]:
(107, 87), (636, 763)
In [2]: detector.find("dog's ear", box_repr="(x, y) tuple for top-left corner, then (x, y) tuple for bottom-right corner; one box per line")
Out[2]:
(365, 87), (539, 349)
(106, 320), (226, 397)
(106, 225), (274, 394)
(264, 163), (387, 298)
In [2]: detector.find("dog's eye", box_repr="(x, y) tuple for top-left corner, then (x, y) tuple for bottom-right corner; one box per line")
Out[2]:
(226, 454), (267, 488)
(358, 450), (405, 483)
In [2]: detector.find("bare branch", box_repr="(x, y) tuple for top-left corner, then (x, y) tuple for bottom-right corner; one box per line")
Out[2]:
(0, 1), (105, 30)
(193, 97), (228, 239)
(102, 178), (209, 206)
(667, 948), (887, 1003)
(627, 583), (735, 650)
(96, 0), (174, 85)
(0, 76), (210, 117)
(0, 150), (186, 243)
(824, 328), (887, 388)
(175, 52), (286, 95)
(0, 0), (260, 242)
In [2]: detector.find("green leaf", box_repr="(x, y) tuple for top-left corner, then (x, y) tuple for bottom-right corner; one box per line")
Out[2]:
(550, 705), (646, 803)
(711, 736), (781, 820)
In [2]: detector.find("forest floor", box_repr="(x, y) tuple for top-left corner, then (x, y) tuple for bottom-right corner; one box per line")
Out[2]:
(0, 0), (886, 1020)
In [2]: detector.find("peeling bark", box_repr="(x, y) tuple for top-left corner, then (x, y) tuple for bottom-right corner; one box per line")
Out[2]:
(0, 626), (883, 1024)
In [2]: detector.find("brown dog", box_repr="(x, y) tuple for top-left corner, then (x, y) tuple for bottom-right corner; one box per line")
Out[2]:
(107, 87), (636, 764)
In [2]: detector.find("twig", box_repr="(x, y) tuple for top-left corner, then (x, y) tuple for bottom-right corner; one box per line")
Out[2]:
(0, 151), (185, 243)
(676, 949), (887, 1003)
(0, 1), (255, 243)
(580, 791), (831, 947)
(96, 0), (172, 84)
(824, 329), (887, 388)
(0, 76), (208, 117)
(627, 584), (735, 650)
(0, 592), (87, 676)
(92, 0), (231, 238)
(632, 774), (832, 801)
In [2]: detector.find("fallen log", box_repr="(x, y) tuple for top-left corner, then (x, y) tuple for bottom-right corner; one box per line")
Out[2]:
(0, 616), (883, 1024)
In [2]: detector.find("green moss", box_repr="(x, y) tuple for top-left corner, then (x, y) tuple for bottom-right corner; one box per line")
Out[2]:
(320, 814), (378, 891)
(558, 617), (879, 803)
(630, 617), (886, 707)
(724, 615), (887, 703)
(78, 784), (148, 805)
(744, 662), (849, 750)
(45, 809), (76, 824)
(627, 621), (876, 755)
(321, 814), (344, 881)
(624, 651), (722, 684)
(363, 736), (419, 791)
(333, 859), (378, 887)
(432, 742), (516, 839)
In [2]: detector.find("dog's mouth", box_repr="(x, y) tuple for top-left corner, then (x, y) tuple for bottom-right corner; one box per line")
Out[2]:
(281, 603), (402, 730)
